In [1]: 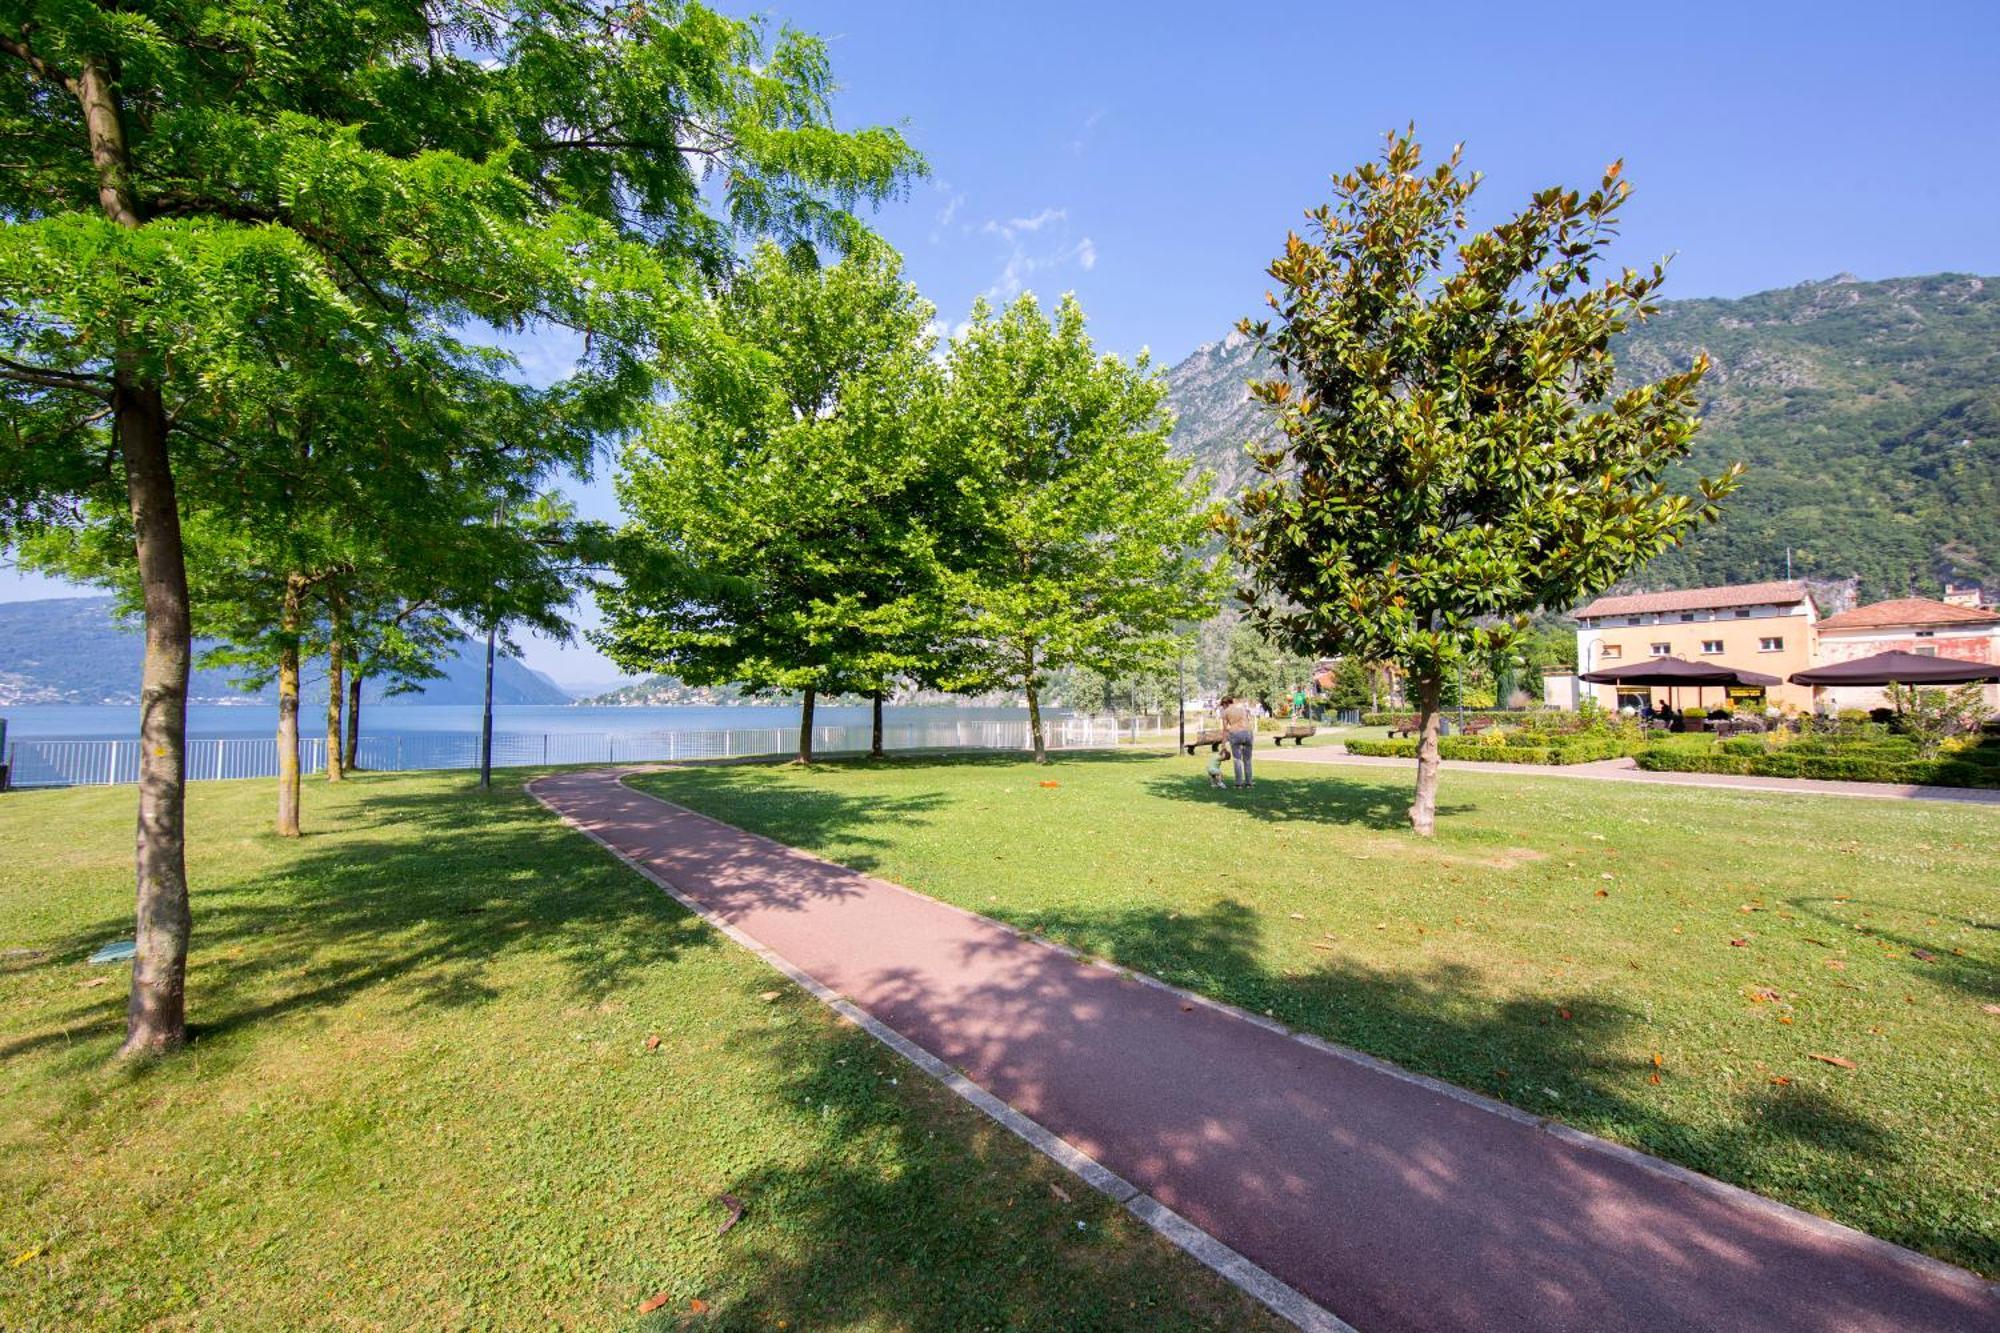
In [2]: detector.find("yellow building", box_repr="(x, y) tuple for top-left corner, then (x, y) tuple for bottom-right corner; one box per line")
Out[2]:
(1572, 580), (1819, 713)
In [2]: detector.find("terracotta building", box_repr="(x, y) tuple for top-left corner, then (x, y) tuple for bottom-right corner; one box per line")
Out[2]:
(1570, 580), (1819, 712)
(1812, 596), (2000, 712)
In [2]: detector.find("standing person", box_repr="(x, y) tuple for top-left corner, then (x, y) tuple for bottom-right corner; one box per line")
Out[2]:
(1292, 684), (1309, 722)
(1221, 693), (1256, 790)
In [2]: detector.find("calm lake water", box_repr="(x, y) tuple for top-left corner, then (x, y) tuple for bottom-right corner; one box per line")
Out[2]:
(0, 702), (1041, 742)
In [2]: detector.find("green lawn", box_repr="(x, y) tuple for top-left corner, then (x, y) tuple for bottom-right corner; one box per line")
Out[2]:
(631, 751), (2000, 1277)
(0, 771), (1284, 1331)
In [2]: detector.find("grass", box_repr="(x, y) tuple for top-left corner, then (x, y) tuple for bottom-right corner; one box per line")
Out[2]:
(0, 770), (1286, 1331)
(630, 750), (2000, 1277)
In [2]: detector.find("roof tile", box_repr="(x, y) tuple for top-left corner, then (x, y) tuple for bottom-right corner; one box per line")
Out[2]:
(1816, 597), (2000, 632)
(1573, 580), (1811, 619)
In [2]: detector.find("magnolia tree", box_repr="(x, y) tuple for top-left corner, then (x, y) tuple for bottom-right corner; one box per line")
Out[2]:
(935, 295), (1225, 761)
(1226, 130), (1741, 834)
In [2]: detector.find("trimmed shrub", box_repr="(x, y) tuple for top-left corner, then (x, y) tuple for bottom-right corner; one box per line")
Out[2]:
(1632, 746), (2000, 789)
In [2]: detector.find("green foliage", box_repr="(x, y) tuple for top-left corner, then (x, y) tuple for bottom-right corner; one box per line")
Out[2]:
(1228, 129), (1737, 686)
(931, 294), (1226, 755)
(1345, 734), (1637, 764)
(1225, 622), (1313, 711)
(1886, 683), (1990, 757)
(597, 241), (943, 724)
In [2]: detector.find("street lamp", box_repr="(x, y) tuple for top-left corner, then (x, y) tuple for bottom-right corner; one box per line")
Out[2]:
(1176, 654), (1187, 752)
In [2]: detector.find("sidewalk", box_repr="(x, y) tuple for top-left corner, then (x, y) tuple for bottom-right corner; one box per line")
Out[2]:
(1263, 744), (2000, 806)
(530, 768), (1997, 1333)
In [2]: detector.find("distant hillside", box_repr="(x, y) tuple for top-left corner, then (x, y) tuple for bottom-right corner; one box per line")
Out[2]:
(1163, 273), (1999, 603)
(0, 597), (571, 707)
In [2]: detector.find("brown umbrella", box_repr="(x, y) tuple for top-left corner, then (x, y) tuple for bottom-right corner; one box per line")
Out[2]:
(1790, 650), (2000, 686)
(1580, 655), (1781, 719)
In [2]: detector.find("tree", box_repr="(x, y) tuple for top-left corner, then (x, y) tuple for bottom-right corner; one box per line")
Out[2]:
(1226, 621), (1313, 713)
(1887, 682), (1988, 757)
(1227, 130), (1740, 834)
(934, 294), (1226, 761)
(599, 241), (943, 763)
(0, 2), (918, 1053)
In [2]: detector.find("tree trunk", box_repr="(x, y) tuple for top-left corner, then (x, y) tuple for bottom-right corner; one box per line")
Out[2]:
(276, 576), (303, 838)
(796, 687), (816, 764)
(478, 620), (496, 788)
(1409, 673), (1443, 837)
(324, 633), (344, 783)
(117, 375), (193, 1058)
(1026, 683), (1048, 764)
(83, 55), (191, 1057)
(344, 662), (361, 772)
(870, 689), (884, 758)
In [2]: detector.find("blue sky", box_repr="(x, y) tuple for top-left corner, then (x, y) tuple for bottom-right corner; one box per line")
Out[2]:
(9, 0), (2000, 687)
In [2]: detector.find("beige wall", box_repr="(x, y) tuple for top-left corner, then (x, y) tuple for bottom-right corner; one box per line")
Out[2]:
(1577, 605), (1815, 711)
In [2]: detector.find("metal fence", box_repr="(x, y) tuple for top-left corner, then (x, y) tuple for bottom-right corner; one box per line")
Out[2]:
(1, 716), (1126, 791)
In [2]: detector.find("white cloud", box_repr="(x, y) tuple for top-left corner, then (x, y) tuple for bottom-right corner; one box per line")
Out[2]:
(982, 207), (1067, 243)
(1076, 236), (1097, 271)
(968, 206), (1097, 304)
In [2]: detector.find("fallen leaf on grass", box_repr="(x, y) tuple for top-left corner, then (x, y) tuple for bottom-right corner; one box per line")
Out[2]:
(10, 1245), (43, 1266)
(1288, 912), (1305, 921)
(1556, 1008), (1572, 1021)
(644, 1035), (661, 1050)
(1049, 1182), (1072, 1203)
(1769, 1076), (1792, 1086)
(1729, 939), (1749, 948)
(1594, 888), (1608, 898)
(1983, 1004), (2000, 1016)
(1746, 986), (1781, 1003)
(1809, 1053), (1857, 1070)
(1910, 949), (1936, 963)
(715, 1193), (745, 1237)
(1310, 942), (1337, 951)
(638, 1292), (673, 1315)
(759, 991), (782, 1002)
(1825, 960), (1846, 971)
(1777, 1015), (1793, 1025)
(690, 1298), (710, 1314)
(1038, 780), (1060, 789)
(78, 977), (107, 988)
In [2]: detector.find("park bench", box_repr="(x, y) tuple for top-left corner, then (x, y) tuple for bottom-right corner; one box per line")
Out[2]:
(1273, 721), (1316, 746)
(1183, 727), (1228, 755)
(1388, 720), (1420, 739)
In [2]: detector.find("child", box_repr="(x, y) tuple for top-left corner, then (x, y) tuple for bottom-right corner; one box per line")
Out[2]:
(1205, 748), (1226, 788)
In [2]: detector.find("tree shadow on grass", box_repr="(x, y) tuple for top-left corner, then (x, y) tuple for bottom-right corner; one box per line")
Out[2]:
(1140, 772), (1477, 831)
(1784, 894), (1998, 1002)
(0, 777), (719, 1068)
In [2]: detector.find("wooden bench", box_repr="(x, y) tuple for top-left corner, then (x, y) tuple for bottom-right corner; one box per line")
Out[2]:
(1273, 721), (1317, 746)
(1183, 727), (1228, 755)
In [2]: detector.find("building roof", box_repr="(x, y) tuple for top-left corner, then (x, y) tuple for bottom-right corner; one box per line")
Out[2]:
(1572, 580), (1811, 620)
(1815, 596), (2000, 633)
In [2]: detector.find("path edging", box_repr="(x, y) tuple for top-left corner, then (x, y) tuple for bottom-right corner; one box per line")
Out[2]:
(525, 770), (1355, 1333)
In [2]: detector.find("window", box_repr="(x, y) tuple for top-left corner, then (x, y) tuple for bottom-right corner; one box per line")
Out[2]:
(1914, 646), (1938, 657)
(1650, 642), (1671, 656)
(1915, 629), (1935, 638)
(1700, 639), (1723, 655)
(1733, 608), (1752, 619)
(1758, 636), (1784, 652)
(1600, 644), (1623, 660)
(1679, 612), (1696, 622)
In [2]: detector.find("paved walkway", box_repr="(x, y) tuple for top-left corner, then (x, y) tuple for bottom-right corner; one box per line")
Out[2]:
(1264, 745), (2000, 806)
(530, 768), (1997, 1333)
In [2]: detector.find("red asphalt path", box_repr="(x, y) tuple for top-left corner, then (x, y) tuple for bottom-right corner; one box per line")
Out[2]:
(531, 768), (1998, 1333)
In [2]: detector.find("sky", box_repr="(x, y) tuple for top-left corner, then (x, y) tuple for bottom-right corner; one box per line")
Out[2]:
(8, 0), (1999, 688)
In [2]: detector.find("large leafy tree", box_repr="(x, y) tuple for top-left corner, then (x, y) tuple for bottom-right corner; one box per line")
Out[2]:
(0, 1), (918, 1054)
(598, 241), (942, 763)
(1227, 130), (1739, 834)
(934, 294), (1225, 762)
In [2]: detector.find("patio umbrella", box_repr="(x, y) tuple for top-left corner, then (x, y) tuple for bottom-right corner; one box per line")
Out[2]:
(1789, 650), (2000, 686)
(1579, 656), (1781, 687)
(1580, 655), (1781, 718)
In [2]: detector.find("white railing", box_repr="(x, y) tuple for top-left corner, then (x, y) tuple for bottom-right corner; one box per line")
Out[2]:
(1, 716), (1123, 790)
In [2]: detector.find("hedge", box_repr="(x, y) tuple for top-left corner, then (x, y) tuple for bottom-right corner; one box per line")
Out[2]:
(1634, 748), (2000, 788)
(1344, 736), (1636, 766)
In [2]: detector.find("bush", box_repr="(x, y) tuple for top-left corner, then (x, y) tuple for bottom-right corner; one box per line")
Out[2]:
(1345, 738), (1417, 758)
(1360, 709), (1523, 728)
(1633, 746), (2000, 788)
(1344, 734), (1638, 765)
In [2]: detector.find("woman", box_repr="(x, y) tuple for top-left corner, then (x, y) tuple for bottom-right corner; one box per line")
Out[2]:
(1220, 693), (1256, 790)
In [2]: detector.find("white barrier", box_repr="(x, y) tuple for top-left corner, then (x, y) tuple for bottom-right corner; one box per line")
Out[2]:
(2, 716), (1124, 790)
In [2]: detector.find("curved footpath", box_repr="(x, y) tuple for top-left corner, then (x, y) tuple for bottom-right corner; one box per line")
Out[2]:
(530, 767), (1998, 1333)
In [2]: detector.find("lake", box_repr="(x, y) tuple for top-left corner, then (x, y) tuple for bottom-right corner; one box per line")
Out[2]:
(0, 701), (1042, 742)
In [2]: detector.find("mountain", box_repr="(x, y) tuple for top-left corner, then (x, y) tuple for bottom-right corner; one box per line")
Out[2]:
(1163, 273), (2000, 604)
(0, 597), (571, 707)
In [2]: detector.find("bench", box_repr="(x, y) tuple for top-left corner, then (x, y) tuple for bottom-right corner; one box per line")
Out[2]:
(1183, 727), (1228, 755)
(1273, 721), (1316, 746)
